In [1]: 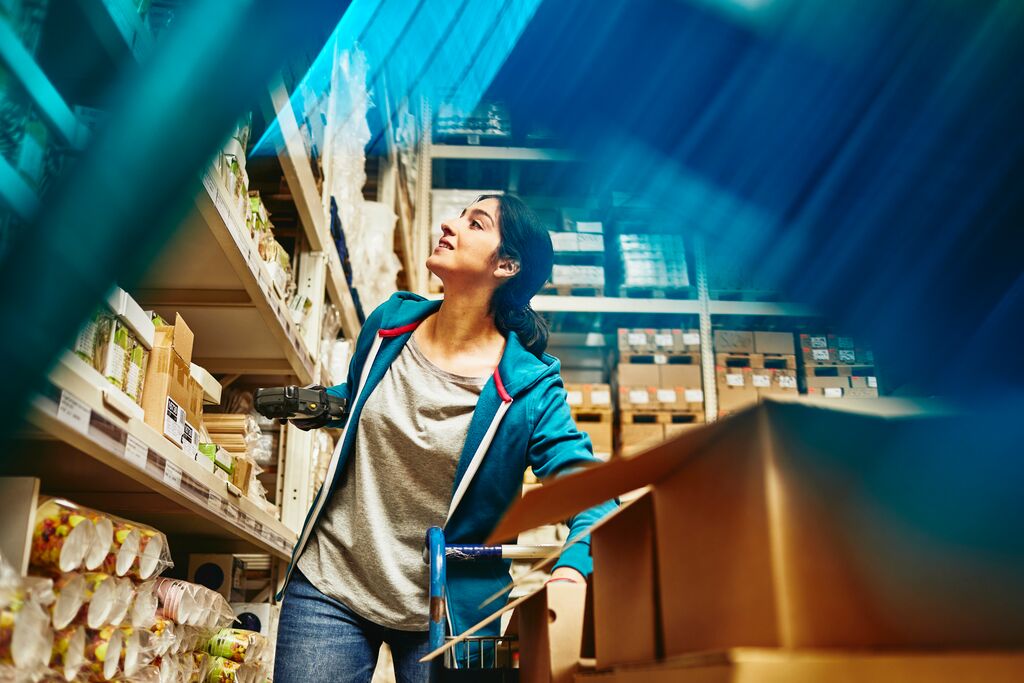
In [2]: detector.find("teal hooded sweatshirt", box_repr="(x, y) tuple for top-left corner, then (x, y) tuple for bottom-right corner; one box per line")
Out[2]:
(278, 291), (617, 644)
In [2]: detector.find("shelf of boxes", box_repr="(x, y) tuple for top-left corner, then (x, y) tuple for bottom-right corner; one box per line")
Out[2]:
(713, 330), (800, 419)
(799, 333), (880, 399)
(7, 352), (296, 559)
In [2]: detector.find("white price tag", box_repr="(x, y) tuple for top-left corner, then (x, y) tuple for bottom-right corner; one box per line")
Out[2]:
(752, 374), (771, 388)
(163, 461), (182, 490)
(590, 390), (611, 406)
(566, 390), (584, 406)
(163, 398), (184, 442)
(809, 336), (828, 349)
(57, 391), (90, 435)
(656, 389), (677, 404)
(838, 349), (856, 363)
(653, 353), (668, 365)
(684, 389), (704, 403)
(824, 387), (844, 398)
(726, 373), (745, 387)
(654, 333), (673, 348)
(627, 332), (646, 347)
(682, 332), (700, 346)
(867, 376), (878, 388)
(811, 349), (830, 361)
(124, 434), (148, 468)
(628, 389), (650, 404)
(778, 375), (797, 389)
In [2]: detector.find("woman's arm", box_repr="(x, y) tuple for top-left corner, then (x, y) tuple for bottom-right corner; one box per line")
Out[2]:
(526, 377), (619, 580)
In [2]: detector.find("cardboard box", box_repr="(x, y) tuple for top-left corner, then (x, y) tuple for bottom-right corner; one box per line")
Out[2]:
(664, 423), (704, 440)
(574, 649), (1024, 683)
(713, 330), (754, 353)
(575, 419), (613, 460)
(805, 376), (851, 389)
(591, 493), (659, 668)
(189, 554), (243, 600)
(550, 231), (580, 252)
(660, 364), (701, 388)
(752, 331), (794, 355)
(620, 423), (664, 457)
(616, 364), (661, 387)
(565, 384), (586, 408)
(142, 346), (198, 445)
(585, 384), (613, 408)
(153, 314), (194, 365)
(619, 386), (656, 409)
(846, 386), (880, 398)
(617, 328), (654, 354)
(577, 233), (604, 252)
(492, 398), (1024, 656)
(517, 582), (588, 683)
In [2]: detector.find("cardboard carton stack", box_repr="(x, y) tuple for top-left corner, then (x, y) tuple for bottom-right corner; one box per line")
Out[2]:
(547, 209), (606, 294)
(714, 330), (798, 417)
(800, 333), (880, 399)
(488, 398), (1024, 682)
(141, 313), (205, 457)
(202, 414), (259, 496)
(616, 328), (704, 457)
(564, 383), (614, 462)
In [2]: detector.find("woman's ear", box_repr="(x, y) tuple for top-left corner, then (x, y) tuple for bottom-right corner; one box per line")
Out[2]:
(494, 257), (521, 281)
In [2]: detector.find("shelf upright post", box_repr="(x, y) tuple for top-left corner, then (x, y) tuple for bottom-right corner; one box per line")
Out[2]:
(280, 424), (314, 534)
(413, 96), (433, 295)
(693, 234), (718, 422)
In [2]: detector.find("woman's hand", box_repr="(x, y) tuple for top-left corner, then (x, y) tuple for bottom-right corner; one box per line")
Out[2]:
(546, 567), (586, 585)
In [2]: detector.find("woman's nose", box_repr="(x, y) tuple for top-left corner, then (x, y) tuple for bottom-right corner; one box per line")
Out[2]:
(440, 221), (455, 236)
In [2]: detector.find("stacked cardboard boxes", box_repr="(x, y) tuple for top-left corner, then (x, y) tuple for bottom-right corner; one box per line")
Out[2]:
(714, 330), (797, 417)
(488, 399), (1024, 682)
(141, 313), (205, 457)
(800, 333), (880, 399)
(565, 383), (614, 461)
(616, 329), (704, 456)
(547, 208), (606, 292)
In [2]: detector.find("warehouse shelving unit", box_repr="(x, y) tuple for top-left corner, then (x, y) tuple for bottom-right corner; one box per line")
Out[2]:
(2, 1), (360, 563)
(416, 122), (819, 423)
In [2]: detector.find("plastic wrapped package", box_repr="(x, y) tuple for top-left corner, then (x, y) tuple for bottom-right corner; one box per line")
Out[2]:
(83, 625), (123, 681)
(204, 655), (263, 683)
(31, 499), (99, 574)
(146, 618), (176, 658)
(50, 623), (86, 681)
(153, 580), (198, 626)
(106, 578), (136, 626)
(80, 573), (119, 630)
(50, 573), (87, 630)
(118, 625), (157, 678)
(204, 628), (265, 665)
(320, 338), (351, 388)
(0, 591), (53, 671)
(130, 582), (159, 629)
(250, 432), (276, 468)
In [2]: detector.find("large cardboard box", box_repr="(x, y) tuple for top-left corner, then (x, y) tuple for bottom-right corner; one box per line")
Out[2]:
(576, 420), (613, 461)
(575, 649), (1024, 683)
(142, 314), (201, 447)
(516, 582), (588, 683)
(713, 330), (754, 353)
(491, 398), (1024, 656)
(591, 493), (659, 668)
(660, 364), (701, 388)
(619, 386), (656, 410)
(805, 376), (851, 389)
(620, 423), (664, 457)
(616, 363), (660, 387)
(752, 331), (794, 355)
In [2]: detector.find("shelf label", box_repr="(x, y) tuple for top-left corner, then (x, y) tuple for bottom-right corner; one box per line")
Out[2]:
(684, 389), (704, 403)
(809, 336), (828, 349)
(163, 461), (182, 490)
(207, 490), (221, 511)
(656, 389), (677, 404)
(682, 332), (700, 346)
(752, 374), (771, 388)
(654, 333), (673, 348)
(653, 353), (668, 365)
(566, 390), (583, 406)
(627, 332), (646, 346)
(726, 373), (745, 387)
(164, 398), (184, 442)
(838, 349), (856, 363)
(824, 387), (844, 398)
(124, 434), (149, 469)
(628, 389), (649, 404)
(867, 376), (878, 388)
(590, 390), (611, 406)
(57, 391), (91, 435)
(201, 173), (217, 197)
(778, 375), (797, 389)
(811, 349), (830, 361)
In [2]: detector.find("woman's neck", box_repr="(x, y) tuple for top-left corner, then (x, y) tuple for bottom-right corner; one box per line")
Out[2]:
(427, 287), (501, 353)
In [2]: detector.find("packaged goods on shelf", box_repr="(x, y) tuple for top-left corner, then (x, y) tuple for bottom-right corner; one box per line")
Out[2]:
(616, 233), (689, 290)
(142, 313), (204, 448)
(434, 100), (511, 142)
(799, 332), (880, 398)
(551, 264), (605, 287)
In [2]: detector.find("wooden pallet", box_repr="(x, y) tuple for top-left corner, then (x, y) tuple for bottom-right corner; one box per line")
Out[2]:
(618, 286), (695, 300)
(621, 410), (704, 425)
(540, 285), (604, 297)
(570, 408), (613, 424)
(620, 351), (701, 366)
(806, 364), (877, 377)
(715, 352), (797, 370)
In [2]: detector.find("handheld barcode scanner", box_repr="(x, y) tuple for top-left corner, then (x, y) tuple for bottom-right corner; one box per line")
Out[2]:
(254, 385), (348, 422)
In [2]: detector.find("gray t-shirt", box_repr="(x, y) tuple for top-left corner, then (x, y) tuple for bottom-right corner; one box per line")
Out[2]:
(298, 336), (486, 630)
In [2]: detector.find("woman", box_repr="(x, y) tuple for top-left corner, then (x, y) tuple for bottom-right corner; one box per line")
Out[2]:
(273, 194), (616, 682)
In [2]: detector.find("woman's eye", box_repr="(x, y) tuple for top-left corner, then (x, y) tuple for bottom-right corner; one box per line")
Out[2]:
(471, 221), (482, 230)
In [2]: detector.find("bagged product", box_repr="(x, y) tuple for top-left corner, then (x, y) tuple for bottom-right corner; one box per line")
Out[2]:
(124, 337), (150, 406)
(0, 591), (53, 670)
(31, 499), (100, 574)
(205, 628), (265, 664)
(50, 573), (87, 630)
(51, 624), (86, 681)
(83, 625), (124, 681)
(96, 315), (132, 389)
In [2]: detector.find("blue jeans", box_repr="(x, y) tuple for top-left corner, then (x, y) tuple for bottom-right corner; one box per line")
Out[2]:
(274, 569), (441, 683)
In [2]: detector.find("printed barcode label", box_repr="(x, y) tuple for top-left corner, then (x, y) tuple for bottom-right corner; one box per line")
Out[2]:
(682, 332), (700, 346)
(809, 336), (828, 349)
(627, 332), (646, 346)
(57, 391), (90, 435)
(566, 390), (584, 406)
(684, 389), (704, 403)
(867, 376), (878, 388)
(590, 390), (611, 406)
(654, 333), (673, 348)
(838, 349), (856, 363)
(163, 398), (184, 442)
(752, 374), (771, 388)
(124, 434), (148, 468)
(812, 349), (830, 361)
(628, 389), (649, 404)
(656, 389), (677, 403)
(163, 461), (182, 490)
(824, 387), (843, 398)
(653, 353), (668, 365)
(778, 375), (797, 389)
(726, 373), (745, 387)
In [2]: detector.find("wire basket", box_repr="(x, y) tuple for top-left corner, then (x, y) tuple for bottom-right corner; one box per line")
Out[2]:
(440, 635), (518, 682)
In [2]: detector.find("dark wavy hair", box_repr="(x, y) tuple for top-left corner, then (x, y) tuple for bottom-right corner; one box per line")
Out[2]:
(478, 194), (553, 357)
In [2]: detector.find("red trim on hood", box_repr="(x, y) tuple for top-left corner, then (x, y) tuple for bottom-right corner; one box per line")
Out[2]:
(493, 368), (512, 403)
(378, 321), (422, 337)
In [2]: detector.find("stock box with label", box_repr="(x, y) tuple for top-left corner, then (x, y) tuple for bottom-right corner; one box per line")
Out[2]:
(713, 330), (754, 354)
(492, 398), (1024, 659)
(616, 363), (660, 387)
(514, 582), (588, 683)
(752, 331), (794, 355)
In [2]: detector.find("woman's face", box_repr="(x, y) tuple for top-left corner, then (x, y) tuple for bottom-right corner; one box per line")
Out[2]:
(426, 198), (509, 286)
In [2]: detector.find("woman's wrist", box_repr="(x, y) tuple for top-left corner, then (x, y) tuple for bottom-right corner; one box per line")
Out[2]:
(547, 567), (586, 584)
